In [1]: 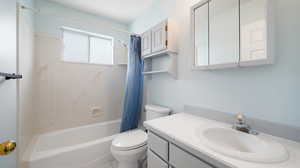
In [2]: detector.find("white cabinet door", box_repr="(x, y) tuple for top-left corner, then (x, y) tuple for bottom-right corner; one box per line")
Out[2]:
(240, 0), (268, 63)
(169, 144), (213, 168)
(148, 132), (169, 161)
(209, 0), (240, 66)
(241, 20), (267, 62)
(141, 30), (152, 56)
(0, 0), (17, 167)
(148, 150), (168, 168)
(151, 21), (167, 53)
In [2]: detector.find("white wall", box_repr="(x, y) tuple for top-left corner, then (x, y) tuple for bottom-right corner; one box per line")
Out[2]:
(130, 0), (300, 127)
(33, 0), (128, 133)
(0, 0), (17, 167)
(18, 0), (35, 167)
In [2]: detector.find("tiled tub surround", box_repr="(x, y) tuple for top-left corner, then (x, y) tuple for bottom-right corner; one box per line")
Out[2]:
(144, 112), (300, 168)
(33, 0), (129, 134)
(34, 34), (126, 134)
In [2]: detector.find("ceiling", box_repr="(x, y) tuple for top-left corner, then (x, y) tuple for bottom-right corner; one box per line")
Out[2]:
(48, 0), (156, 25)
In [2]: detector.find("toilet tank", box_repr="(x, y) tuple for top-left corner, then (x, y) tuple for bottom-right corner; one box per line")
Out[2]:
(145, 105), (171, 121)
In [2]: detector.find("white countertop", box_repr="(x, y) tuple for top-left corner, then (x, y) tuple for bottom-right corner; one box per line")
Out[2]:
(144, 113), (300, 168)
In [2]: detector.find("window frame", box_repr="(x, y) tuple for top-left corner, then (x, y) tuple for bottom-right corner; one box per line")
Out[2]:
(61, 27), (115, 65)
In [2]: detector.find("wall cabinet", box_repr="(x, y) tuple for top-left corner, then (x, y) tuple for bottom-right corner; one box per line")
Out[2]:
(191, 0), (273, 70)
(209, 0), (240, 67)
(151, 21), (168, 53)
(141, 19), (178, 78)
(141, 19), (177, 57)
(141, 30), (152, 56)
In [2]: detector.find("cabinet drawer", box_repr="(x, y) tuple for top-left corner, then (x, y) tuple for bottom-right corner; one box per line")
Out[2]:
(148, 132), (168, 161)
(169, 144), (213, 168)
(148, 150), (168, 168)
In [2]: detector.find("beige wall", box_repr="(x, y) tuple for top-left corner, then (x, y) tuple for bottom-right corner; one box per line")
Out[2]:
(33, 34), (127, 134)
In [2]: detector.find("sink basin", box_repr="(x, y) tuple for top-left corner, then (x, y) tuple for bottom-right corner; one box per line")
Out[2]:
(198, 127), (289, 163)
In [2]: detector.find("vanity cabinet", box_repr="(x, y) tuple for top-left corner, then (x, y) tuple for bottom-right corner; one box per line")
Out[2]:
(191, 0), (273, 70)
(169, 144), (213, 168)
(148, 132), (169, 160)
(147, 131), (217, 168)
(148, 150), (169, 168)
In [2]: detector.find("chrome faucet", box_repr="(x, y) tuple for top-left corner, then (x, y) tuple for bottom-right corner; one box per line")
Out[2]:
(232, 114), (258, 135)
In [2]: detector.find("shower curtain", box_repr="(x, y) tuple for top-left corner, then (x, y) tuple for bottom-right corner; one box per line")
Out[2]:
(120, 35), (144, 132)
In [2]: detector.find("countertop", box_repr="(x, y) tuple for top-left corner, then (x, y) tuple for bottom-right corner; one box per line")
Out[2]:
(144, 113), (300, 168)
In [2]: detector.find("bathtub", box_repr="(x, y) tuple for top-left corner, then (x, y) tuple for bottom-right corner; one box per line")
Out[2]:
(24, 120), (121, 168)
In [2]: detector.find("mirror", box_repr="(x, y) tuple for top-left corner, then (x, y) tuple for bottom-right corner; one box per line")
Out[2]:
(192, 0), (270, 69)
(209, 0), (239, 66)
(240, 0), (267, 63)
(193, 2), (209, 67)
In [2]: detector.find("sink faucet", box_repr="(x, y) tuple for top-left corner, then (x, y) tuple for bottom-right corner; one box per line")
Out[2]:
(232, 114), (258, 135)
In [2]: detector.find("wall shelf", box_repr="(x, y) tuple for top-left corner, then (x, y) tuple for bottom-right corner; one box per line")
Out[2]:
(143, 50), (177, 60)
(142, 51), (177, 79)
(142, 70), (168, 75)
(141, 18), (178, 79)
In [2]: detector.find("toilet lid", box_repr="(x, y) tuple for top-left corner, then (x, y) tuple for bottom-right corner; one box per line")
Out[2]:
(112, 129), (148, 151)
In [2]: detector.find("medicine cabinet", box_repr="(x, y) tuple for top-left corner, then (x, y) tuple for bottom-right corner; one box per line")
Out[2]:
(191, 0), (273, 70)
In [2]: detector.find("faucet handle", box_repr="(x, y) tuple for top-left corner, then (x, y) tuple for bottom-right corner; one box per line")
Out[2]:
(236, 113), (246, 123)
(233, 114), (259, 135)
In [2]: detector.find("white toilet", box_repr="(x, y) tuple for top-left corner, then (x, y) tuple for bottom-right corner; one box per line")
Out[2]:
(111, 105), (171, 168)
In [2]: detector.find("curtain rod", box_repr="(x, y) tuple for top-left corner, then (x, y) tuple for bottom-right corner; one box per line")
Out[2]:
(19, 4), (140, 36)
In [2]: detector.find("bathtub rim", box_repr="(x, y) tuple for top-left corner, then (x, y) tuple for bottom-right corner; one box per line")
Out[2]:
(22, 119), (121, 162)
(37, 119), (121, 138)
(28, 134), (118, 162)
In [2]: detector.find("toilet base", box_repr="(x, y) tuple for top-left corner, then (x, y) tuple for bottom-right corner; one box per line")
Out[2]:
(111, 144), (147, 168)
(117, 162), (138, 168)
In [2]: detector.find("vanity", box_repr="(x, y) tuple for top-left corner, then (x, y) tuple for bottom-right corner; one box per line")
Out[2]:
(146, 130), (221, 168)
(144, 113), (300, 168)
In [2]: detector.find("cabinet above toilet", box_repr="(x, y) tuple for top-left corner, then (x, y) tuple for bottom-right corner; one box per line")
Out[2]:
(141, 19), (178, 78)
(141, 19), (178, 57)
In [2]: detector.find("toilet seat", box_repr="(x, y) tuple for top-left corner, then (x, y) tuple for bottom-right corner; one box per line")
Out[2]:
(112, 129), (147, 151)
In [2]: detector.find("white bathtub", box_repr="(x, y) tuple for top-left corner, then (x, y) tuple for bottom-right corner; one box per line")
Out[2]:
(24, 120), (121, 168)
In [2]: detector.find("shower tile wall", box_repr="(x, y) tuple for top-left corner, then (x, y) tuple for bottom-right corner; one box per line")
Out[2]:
(33, 0), (129, 134)
(34, 34), (126, 133)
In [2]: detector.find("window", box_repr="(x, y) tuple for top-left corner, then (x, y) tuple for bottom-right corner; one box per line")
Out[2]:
(62, 27), (114, 65)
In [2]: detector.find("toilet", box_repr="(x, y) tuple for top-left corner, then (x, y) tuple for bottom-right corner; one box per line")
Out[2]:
(111, 105), (171, 168)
